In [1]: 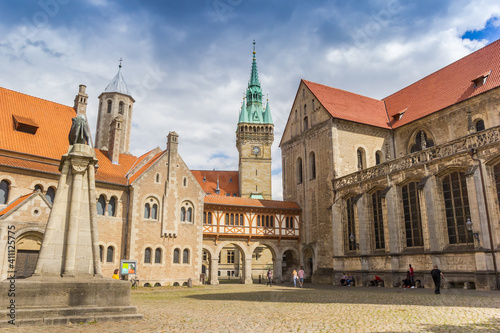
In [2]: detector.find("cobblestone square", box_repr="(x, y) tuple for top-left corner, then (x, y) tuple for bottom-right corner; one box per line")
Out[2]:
(4, 283), (500, 332)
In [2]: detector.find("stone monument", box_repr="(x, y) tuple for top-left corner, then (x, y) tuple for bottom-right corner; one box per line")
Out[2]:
(0, 115), (142, 326)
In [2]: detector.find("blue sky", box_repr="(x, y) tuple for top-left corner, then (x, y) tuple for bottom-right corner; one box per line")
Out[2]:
(1, 0), (499, 199)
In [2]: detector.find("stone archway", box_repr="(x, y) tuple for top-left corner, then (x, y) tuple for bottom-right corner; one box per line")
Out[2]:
(303, 247), (314, 281)
(15, 231), (43, 278)
(281, 247), (300, 283)
(214, 241), (249, 284)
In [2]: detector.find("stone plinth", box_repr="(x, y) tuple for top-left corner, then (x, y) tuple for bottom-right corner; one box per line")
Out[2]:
(0, 277), (142, 327)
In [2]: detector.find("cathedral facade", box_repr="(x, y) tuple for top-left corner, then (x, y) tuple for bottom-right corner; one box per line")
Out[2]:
(281, 40), (500, 289)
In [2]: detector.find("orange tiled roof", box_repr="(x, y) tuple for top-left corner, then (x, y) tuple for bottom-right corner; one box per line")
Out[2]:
(94, 149), (143, 185)
(128, 150), (165, 184)
(0, 192), (35, 217)
(383, 39), (500, 128)
(0, 86), (75, 159)
(191, 170), (239, 196)
(303, 80), (390, 129)
(204, 195), (301, 211)
(0, 154), (60, 174)
(303, 39), (500, 129)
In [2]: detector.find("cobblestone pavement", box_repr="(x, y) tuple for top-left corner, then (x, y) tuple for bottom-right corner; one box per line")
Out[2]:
(4, 283), (500, 332)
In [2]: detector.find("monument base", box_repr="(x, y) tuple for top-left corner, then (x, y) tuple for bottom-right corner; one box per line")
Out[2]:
(0, 277), (143, 327)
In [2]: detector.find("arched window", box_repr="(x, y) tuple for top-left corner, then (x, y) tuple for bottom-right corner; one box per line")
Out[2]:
(144, 248), (152, 264)
(296, 158), (303, 184)
(475, 119), (485, 132)
(372, 190), (385, 249)
(151, 204), (158, 220)
(173, 248), (180, 263)
(375, 151), (382, 165)
(357, 149), (365, 170)
(45, 186), (55, 205)
(345, 196), (357, 251)
(34, 184), (43, 192)
(97, 195), (106, 215)
(99, 245), (104, 262)
(107, 100), (112, 113)
(183, 249), (190, 264)
(402, 182), (423, 247)
(155, 248), (162, 264)
(181, 207), (186, 221)
(144, 203), (151, 219)
(442, 171), (472, 244)
(309, 152), (316, 180)
(0, 180), (10, 204)
(187, 207), (192, 222)
(108, 196), (116, 217)
(410, 130), (434, 153)
(106, 246), (114, 263)
(303, 116), (308, 130)
(118, 101), (124, 114)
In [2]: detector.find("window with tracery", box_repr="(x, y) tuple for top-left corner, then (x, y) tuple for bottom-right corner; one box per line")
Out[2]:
(345, 196), (357, 251)
(402, 182), (423, 247)
(371, 190), (385, 249)
(442, 171), (472, 244)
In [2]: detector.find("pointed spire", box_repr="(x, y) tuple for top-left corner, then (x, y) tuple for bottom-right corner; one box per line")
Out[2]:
(104, 59), (131, 96)
(249, 40), (260, 87)
(238, 96), (248, 123)
(263, 98), (273, 124)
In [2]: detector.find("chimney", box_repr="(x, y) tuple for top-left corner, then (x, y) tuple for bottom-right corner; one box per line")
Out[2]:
(74, 84), (88, 116)
(167, 131), (179, 154)
(108, 117), (122, 164)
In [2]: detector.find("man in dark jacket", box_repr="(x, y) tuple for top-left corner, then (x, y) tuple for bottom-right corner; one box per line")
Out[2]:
(430, 265), (444, 294)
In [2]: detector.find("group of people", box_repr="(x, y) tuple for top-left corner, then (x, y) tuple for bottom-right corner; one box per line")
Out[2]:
(340, 272), (354, 286)
(291, 267), (305, 287)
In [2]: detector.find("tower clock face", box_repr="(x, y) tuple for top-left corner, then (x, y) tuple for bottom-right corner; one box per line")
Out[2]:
(252, 146), (261, 156)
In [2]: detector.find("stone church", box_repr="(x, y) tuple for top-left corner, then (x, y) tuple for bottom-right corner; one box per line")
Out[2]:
(0, 45), (301, 286)
(281, 39), (500, 289)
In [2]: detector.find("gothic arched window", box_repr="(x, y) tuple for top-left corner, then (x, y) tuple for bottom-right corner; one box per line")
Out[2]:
(155, 248), (162, 264)
(118, 101), (124, 114)
(108, 196), (116, 217)
(475, 119), (485, 132)
(144, 248), (152, 264)
(107, 100), (112, 113)
(0, 180), (10, 205)
(45, 186), (56, 205)
(97, 195), (106, 215)
(410, 130), (434, 153)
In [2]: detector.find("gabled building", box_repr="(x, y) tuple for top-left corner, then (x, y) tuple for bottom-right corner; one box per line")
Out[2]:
(281, 39), (500, 289)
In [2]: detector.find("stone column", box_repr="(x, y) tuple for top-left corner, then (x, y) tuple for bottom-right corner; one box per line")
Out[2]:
(63, 161), (85, 277)
(273, 257), (283, 283)
(210, 258), (219, 285)
(244, 258), (253, 284)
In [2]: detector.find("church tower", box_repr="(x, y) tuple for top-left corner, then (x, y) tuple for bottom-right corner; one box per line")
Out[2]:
(94, 61), (135, 163)
(236, 42), (274, 200)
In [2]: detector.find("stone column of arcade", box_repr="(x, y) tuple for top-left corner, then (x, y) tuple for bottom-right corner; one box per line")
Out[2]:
(273, 257), (283, 283)
(210, 258), (219, 285)
(244, 257), (253, 284)
(0, 115), (142, 327)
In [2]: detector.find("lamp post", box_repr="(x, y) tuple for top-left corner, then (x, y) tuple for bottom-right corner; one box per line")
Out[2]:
(465, 217), (480, 245)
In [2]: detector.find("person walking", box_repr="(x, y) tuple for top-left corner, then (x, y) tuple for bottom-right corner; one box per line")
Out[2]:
(430, 265), (444, 294)
(409, 264), (415, 288)
(266, 268), (273, 287)
(297, 267), (305, 288)
(292, 269), (298, 287)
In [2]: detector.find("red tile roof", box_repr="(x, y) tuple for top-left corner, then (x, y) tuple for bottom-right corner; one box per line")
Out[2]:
(303, 80), (390, 129)
(204, 195), (301, 211)
(0, 154), (60, 174)
(304, 39), (500, 129)
(0, 86), (75, 159)
(191, 170), (239, 196)
(0, 192), (35, 217)
(384, 40), (500, 128)
(128, 150), (165, 184)
(94, 149), (143, 185)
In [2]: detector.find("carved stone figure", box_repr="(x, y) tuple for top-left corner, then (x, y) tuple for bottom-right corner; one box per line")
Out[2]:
(69, 114), (91, 145)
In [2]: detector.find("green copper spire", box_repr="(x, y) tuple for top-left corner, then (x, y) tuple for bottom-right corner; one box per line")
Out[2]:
(238, 41), (272, 125)
(263, 98), (273, 124)
(238, 97), (248, 123)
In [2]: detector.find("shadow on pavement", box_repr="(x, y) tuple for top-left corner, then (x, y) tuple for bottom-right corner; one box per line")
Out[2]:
(186, 284), (500, 309)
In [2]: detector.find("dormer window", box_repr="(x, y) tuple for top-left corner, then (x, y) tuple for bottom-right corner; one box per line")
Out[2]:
(13, 115), (39, 134)
(472, 71), (491, 88)
(392, 108), (407, 121)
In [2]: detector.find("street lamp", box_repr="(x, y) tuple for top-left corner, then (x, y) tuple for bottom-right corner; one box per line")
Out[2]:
(466, 217), (480, 245)
(349, 233), (359, 249)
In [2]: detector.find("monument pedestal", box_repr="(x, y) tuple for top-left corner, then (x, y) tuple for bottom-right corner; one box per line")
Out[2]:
(0, 277), (141, 327)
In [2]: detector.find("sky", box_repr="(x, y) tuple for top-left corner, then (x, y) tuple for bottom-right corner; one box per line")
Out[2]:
(1, 0), (500, 200)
